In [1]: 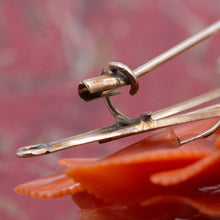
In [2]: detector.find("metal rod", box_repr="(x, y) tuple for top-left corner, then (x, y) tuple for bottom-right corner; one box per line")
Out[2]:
(152, 88), (220, 120)
(179, 119), (220, 145)
(134, 20), (220, 77)
(16, 104), (220, 157)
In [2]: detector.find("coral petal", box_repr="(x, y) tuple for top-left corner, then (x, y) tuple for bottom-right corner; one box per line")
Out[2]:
(66, 129), (214, 203)
(151, 152), (220, 186)
(14, 173), (83, 199)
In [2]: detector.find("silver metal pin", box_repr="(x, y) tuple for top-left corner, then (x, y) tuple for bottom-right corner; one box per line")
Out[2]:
(79, 20), (220, 101)
(16, 88), (220, 157)
(16, 21), (220, 157)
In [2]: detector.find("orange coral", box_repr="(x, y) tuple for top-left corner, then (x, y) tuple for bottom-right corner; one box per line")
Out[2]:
(15, 118), (220, 218)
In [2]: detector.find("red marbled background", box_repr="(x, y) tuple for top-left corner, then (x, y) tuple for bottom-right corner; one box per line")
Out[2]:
(0, 0), (219, 219)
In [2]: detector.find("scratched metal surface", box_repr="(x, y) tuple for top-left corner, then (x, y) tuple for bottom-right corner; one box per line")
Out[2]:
(0, 0), (219, 219)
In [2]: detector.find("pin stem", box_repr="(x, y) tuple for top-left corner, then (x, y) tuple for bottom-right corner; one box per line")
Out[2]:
(134, 20), (220, 77)
(79, 20), (220, 101)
